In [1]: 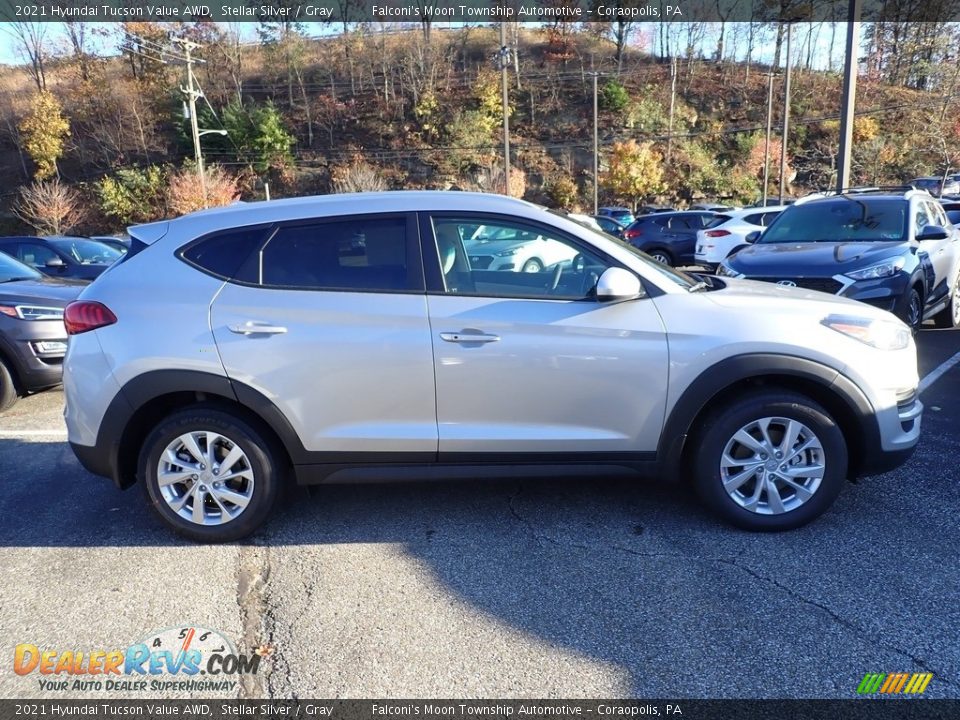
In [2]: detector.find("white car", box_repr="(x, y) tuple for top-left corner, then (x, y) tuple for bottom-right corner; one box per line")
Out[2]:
(463, 224), (578, 273)
(695, 206), (787, 269)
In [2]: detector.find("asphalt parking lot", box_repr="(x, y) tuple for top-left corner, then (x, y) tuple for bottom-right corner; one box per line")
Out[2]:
(0, 329), (958, 700)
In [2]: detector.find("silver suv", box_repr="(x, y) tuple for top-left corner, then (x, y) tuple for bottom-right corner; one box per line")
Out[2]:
(63, 192), (922, 542)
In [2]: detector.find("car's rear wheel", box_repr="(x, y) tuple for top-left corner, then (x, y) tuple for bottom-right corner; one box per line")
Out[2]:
(0, 358), (18, 413)
(691, 390), (847, 531)
(932, 270), (960, 329)
(139, 408), (281, 542)
(648, 250), (673, 266)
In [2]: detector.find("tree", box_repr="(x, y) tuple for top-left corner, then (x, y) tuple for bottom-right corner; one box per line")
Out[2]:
(599, 79), (630, 113)
(166, 165), (240, 216)
(5, 22), (49, 91)
(601, 140), (665, 209)
(98, 166), (167, 225)
(331, 159), (388, 193)
(222, 100), (295, 174)
(545, 173), (580, 209)
(19, 90), (70, 180)
(15, 179), (86, 235)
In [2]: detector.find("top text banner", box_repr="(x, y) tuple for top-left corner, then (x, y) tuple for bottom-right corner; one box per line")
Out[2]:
(3, 0), (960, 23)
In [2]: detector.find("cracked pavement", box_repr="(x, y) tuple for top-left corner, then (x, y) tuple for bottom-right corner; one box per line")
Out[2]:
(0, 329), (958, 699)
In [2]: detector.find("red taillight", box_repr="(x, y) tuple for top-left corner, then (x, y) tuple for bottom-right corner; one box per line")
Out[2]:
(705, 229), (731, 238)
(64, 301), (117, 335)
(624, 228), (643, 240)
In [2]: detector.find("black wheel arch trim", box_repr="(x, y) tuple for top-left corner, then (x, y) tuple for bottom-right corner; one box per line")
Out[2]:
(76, 369), (312, 489)
(657, 353), (882, 479)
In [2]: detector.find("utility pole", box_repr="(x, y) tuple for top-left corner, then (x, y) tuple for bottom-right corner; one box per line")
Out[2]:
(836, 0), (863, 192)
(778, 23), (793, 204)
(498, 23), (511, 194)
(666, 56), (677, 163)
(174, 36), (207, 207)
(762, 72), (777, 206)
(592, 71), (599, 214)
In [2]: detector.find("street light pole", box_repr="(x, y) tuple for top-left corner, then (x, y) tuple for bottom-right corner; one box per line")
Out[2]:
(836, 0), (863, 192)
(499, 23), (511, 194)
(763, 72), (776, 206)
(593, 72), (599, 214)
(778, 23), (793, 204)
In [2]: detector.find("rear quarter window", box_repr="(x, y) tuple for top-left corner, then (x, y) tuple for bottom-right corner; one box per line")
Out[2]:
(179, 226), (271, 280)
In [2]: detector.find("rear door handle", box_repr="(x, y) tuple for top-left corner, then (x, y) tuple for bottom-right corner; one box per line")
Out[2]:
(439, 331), (500, 344)
(229, 322), (288, 335)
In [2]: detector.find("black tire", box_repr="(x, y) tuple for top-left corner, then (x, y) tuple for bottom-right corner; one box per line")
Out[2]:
(0, 357), (18, 413)
(648, 249), (674, 266)
(521, 258), (543, 273)
(932, 270), (960, 329)
(691, 390), (848, 532)
(898, 285), (923, 332)
(139, 407), (281, 542)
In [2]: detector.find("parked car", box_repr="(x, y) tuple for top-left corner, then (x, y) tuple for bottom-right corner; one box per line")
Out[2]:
(635, 205), (676, 216)
(596, 206), (635, 226)
(64, 191), (921, 541)
(0, 252), (84, 412)
(591, 215), (626, 237)
(695, 206), (788, 270)
(908, 177), (960, 197)
(622, 210), (719, 266)
(463, 223), (578, 272)
(690, 203), (735, 212)
(90, 236), (131, 254)
(718, 189), (960, 331)
(0, 236), (122, 281)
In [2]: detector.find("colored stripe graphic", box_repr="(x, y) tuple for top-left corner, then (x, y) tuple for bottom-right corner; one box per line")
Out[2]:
(857, 673), (886, 694)
(858, 672), (932, 694)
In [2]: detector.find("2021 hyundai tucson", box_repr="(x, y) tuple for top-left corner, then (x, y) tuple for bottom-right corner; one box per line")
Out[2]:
(63, 192), (922, 541)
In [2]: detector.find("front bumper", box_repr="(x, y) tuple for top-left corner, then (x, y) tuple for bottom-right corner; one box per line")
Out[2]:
(0, 319), (68, 390)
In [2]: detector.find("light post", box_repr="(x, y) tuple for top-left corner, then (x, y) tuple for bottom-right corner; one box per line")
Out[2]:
(494, 26), (512, 194)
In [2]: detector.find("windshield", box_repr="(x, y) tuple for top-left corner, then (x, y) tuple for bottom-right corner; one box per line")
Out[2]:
(0, 251), (43, 282)
(48, 238), (122, 265)
(759, 198), (907, 243)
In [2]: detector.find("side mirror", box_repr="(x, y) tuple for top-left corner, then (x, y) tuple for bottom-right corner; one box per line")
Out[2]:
(596, 267), (643, 302)
(916, 225), (949, 241)
(745, 231), (761, 243)
(45, 257), (66, 269)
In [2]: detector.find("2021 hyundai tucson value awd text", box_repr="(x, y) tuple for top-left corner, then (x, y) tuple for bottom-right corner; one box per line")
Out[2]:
(63, 192), (922, 541)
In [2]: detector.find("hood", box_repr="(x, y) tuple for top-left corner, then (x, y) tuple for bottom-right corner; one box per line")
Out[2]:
(0, 276), (86, 305)
(727, 240), (908, 276)
(707, 277), (898, 322)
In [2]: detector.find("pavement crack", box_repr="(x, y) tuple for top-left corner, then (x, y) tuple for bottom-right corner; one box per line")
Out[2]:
(712, 556), (953, 685)
(236, 545), (274, 699)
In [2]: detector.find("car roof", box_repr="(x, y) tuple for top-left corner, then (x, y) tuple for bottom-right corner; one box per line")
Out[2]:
(132, 191), (550, 239)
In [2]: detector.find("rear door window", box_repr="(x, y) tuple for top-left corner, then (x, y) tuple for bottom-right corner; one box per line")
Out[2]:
(180, 226), (270, 281)
(258, 215), (421, 292)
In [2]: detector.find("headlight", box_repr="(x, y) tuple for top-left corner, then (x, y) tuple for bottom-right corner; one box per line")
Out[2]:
(716, 262), (743, 278)
(0, 304), (65, 321)
(821, 314), (911, 350)
(495, 248), (519, 257)
(844, 257), (905, 280)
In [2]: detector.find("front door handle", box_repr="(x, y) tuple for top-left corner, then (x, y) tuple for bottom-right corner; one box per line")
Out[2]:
(229, 322), (288, 335)
(439, 330), (500, 344)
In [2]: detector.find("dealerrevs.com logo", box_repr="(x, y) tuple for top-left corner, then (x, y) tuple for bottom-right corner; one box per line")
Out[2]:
(13, 625), (272, 693)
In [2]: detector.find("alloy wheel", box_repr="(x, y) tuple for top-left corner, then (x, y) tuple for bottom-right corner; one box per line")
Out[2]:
(157, 431), (255, 526)
(719, 416), (825, 515)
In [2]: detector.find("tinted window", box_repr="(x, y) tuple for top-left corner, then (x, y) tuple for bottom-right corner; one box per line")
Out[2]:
(705, 214), (731, 229)
(260, 216), (415, 292)
(743, 213), (765, 226)
(0, 251), (42, 281)
(761, 199), (908, 243)
(48, 238), (121, 265)
(17, 243), (59, 268)
(181, 226), (268, 280)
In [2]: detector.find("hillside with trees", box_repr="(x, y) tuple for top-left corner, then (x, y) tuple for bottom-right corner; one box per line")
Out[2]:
(2, 20), (960, 234)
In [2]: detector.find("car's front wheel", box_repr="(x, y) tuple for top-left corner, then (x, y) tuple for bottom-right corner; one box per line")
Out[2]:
(899, 286), (923, 332)
(0, 358), (18, 413)
(139, 408), (281, 542)
(692, 390), (848, 531)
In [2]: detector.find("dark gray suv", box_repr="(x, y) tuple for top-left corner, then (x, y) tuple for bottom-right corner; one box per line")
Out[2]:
(0, 253), (83, 411)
